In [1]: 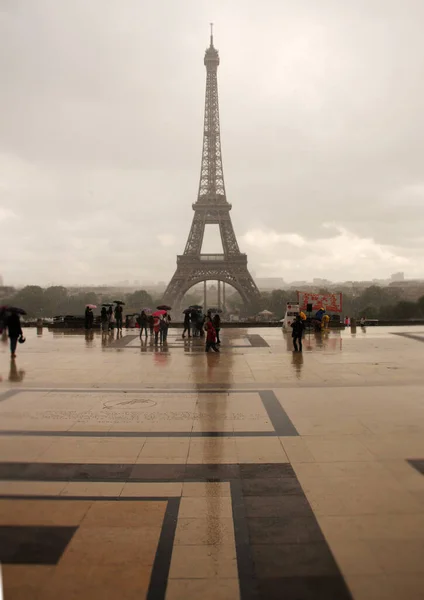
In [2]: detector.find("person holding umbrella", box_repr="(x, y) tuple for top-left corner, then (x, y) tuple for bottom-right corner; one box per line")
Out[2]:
(100, 306), (108, 332)
(152, 310), (167, 345)
(148, 313), (154, 337)
(85, 305), (95, 330)
(182, 309), (191, 338)
(139, 310), (149, 338)
(153, 314), (161, 345)
(114, 301), (124, 331)
(205, 315), (219, 353)
(212, 312), (221, 345)
(6, 309), (24, 359)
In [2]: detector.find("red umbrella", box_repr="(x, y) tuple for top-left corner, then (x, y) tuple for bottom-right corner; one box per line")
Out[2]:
(152, 310), (167, 317)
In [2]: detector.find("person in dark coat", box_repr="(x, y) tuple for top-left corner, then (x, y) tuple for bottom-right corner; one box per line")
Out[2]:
(85, 307), (94, 330)
(205, 316), (219, 353)
(84, 306), (91, 330)
(139, 311), (148, 338)
(148, 314), (154, 336)
(182, 311), (191, 338)
(100, 307), (108, 332)
(291, 314), (305, 352)
(212, 313), (221, 345)
(6, 311), (23, 358)
(163, 313), (171, 342)
(114, 304), (123, 330)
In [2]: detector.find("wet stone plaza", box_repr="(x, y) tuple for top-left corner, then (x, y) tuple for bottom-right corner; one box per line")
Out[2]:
(0, 325), (424, 600)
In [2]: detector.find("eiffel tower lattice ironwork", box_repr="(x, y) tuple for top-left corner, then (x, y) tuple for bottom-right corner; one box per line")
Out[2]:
(162, 28), (260, 310)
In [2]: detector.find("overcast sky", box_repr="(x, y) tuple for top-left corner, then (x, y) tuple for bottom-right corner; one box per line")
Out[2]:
(1, 0), (424, 287)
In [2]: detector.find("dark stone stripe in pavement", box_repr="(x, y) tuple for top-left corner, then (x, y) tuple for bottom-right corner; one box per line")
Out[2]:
(231, 479), (256, 600)
(259, 390), (299, 436)
(0, 430), (278, 438)
(0, 389), (20, 403)
(251, 576), (353, 599)
(0, 460), (353, 600)
(146, 497), (180, 600)
(0, 525), (77, 564)
(247, 334), (270, 347)
(408, 459), (424, 475)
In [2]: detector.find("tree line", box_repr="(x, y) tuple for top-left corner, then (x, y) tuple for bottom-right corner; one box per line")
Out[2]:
(227, 285), (424, 320)
(0, 286), (202, 318)
(1, 284), (423, 321)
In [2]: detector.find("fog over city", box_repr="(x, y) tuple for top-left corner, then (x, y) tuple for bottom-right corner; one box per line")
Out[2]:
(1, 0), (424, 286)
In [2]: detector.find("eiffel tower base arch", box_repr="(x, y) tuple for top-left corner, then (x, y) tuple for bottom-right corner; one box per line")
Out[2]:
(162, 256), (260, 314)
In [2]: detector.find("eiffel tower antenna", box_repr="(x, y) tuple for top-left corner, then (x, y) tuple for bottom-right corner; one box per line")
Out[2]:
(162, 29), (260, 312)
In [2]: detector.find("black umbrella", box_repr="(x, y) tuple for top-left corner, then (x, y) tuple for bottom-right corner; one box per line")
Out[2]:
(208, 308), (223, 313)
(183, 308), (192, 314)
(189, 305), (203, 310)
(9, 307), (27, 315)
(113, 300), (125, 305)
(157, 304), (172, 311)
(101, 303), (114, 307)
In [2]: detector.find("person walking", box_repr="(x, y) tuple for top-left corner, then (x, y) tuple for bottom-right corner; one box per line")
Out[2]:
(84, 306), (91, 330)
(291, 314), (305, 352)
(109, 311), (116, 332)
(100, 306), (108, 332)
(115, 304), (123, 331)
(163, 313), (171, 342)
(6, 311), (23, 359)
(212, 313), (221, 345)
(205, 316), (220, 353)
(182, 311), (191, 338)
(148, 314), (154, 337)
(159, 314), (168, 344)
(153, 315), (161, 345)
(107, 306), (113, 331)
(196, 312), (206, 338)
(139, 311), (149, 338)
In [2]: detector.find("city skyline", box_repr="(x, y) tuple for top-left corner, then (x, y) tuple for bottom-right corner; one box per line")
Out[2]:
(1, 1), (424, 286)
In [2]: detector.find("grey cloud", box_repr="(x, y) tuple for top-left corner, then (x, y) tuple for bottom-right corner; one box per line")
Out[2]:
(1, 0), (424, 285)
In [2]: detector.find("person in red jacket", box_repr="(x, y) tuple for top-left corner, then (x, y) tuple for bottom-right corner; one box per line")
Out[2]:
(205, 316), (220, 353)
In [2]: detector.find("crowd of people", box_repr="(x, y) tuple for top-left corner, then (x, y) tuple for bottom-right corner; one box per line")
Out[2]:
(182, 309), (221, 342)
(138, 308), (221, 352)
(138, 310), (171, 344)
(1, 304), (223, 357)
(89, 304), (222, 352)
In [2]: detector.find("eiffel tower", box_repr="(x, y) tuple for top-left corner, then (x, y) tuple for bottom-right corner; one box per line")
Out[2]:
(163, 27), (260, 312)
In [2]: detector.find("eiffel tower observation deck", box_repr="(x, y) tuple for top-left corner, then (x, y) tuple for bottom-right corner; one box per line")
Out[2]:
(162, 27), (260, 312)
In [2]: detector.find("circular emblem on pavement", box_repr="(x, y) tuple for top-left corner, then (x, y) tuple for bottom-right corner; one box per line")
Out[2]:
(103, 398), (157, 410)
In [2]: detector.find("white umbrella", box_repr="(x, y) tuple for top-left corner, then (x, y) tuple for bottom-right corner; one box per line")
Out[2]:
(258, 309), (273, 316)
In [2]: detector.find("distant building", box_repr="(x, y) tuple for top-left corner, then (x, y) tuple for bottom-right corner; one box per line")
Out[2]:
(0, 286), (14, 299)
(255, 278), (285, 291)
(312, 278), (332, 287)
(391, 272), (405, 282)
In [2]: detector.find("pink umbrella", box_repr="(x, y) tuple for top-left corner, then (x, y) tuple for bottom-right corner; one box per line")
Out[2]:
(86, 304), (97, 309)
